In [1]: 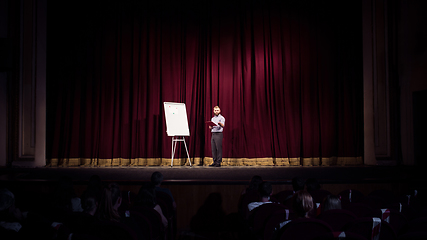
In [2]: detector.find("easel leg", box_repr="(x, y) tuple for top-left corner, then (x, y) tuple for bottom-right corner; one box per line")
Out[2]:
(171, 137), (175, 167)
(183, 138), (192, 167)
(170, 136), (191, 167)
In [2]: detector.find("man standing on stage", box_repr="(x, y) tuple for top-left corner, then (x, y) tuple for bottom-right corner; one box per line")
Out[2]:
(209, 106), (225, 167)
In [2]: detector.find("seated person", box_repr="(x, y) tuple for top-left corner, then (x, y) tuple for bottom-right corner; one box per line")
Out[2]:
(248, 181), (273, 212)
(80, 174), (103, 208)
(0, 188), (60, 240)
(283, 177), (305, 203)
(135, 183), (168, 228)
(321, 194), (341, 212)
(242, 175), (263, 195)
(306, 178), (321, 192)
(292, 190), (314, 218)
(64, 194), (99, 235)
(96, 182), (122, 222)
(0, 188), (24, 234)
(151, 171), (176, 209)
(190, 192), (226, 234)
(292, 177), (306, 192)
(238, 175), (263, 218)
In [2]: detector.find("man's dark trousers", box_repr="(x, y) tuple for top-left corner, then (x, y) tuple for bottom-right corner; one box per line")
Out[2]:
(211, 132), (223, 165)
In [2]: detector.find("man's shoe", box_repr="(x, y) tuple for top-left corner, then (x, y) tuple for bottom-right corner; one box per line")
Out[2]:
(209, 163), (217, 167)
(215, 164), (221, 167)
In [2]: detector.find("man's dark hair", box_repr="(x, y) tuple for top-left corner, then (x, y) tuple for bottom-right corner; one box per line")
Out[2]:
(247, 175), (263, 192)
(322, 195), (341, 212)
(151, 171), (163, 186)
(136, 182), (157, 208)
(292, 177), (305, 192)
(258, 181), (272, 198)
(306, 178), (321, 192)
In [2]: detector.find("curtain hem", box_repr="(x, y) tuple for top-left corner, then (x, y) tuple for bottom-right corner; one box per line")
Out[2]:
(46, 156), (363, 167)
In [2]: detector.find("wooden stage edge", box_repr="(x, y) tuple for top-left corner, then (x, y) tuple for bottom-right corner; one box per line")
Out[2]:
(0, 164), (424, 185)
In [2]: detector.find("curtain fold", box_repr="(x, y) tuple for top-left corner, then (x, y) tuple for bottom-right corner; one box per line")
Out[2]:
(47, 0), (363, 166)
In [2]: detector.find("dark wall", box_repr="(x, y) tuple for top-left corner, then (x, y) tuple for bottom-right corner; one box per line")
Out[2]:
(398, 0), (427, 165)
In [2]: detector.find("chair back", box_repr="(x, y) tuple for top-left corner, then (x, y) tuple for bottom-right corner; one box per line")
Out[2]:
(239, 189), (261, 219)
(339, 189), (365, 206)
(389, 210), (409, 236)
(362, 195), (386, 210)
(309, 189), (332, 205)
(317, 209), (357, 231)
(344, 217), (397, 240)
(119, 190), (137, 211)
(94, 220), (139, 240)
(131, 205), (165, 240)
(250, 203), (287, 235)
(368, 189), (398, 207)
(119, 210), (153, 240)
(155, 190), (175, 218)
(273, 190), (294, 204)
(343, 202), (375, 218)
(278, 218), (334, 240)
(263, 209), (296, 240)
(64, 212), (98, 234)
(396, 231), (427, 239)
(332, 231), (368, 240)
(407, 217), (427, 234)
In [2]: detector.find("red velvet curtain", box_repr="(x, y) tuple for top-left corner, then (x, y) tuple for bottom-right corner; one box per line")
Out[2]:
(47, 0), (363, 162)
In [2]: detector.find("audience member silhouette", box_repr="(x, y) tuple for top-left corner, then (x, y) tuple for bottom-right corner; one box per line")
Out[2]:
(190, 192), (226, 236)
(0, 188), (24, 236)
(238, 175), (263, 218)
(306, 178), (331, 211)
(135, 182), (168, 228)
(0, 188), (62, 240)
(306, 178), (321, 192)
(81, 174), (103, 207)
(292, 177), (305, 192)
(82, 195), (98, 216)
(2, 177), (427, 240)
(62, 175), (103, 236)
(151, 171), (176, 209)
(278, 177), (306, 209)
(322, 194), (342, 212)
(96, 182), (122, 222)
(248, 181), (274, 212)
(64, 194), (99, 237)
(242, 175), (263, 195)
(292, 190), (314, 218)
(48, 176), (83, 223)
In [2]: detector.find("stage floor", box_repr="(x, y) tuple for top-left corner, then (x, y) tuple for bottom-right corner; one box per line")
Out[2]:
(0, 165), (423, 185)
